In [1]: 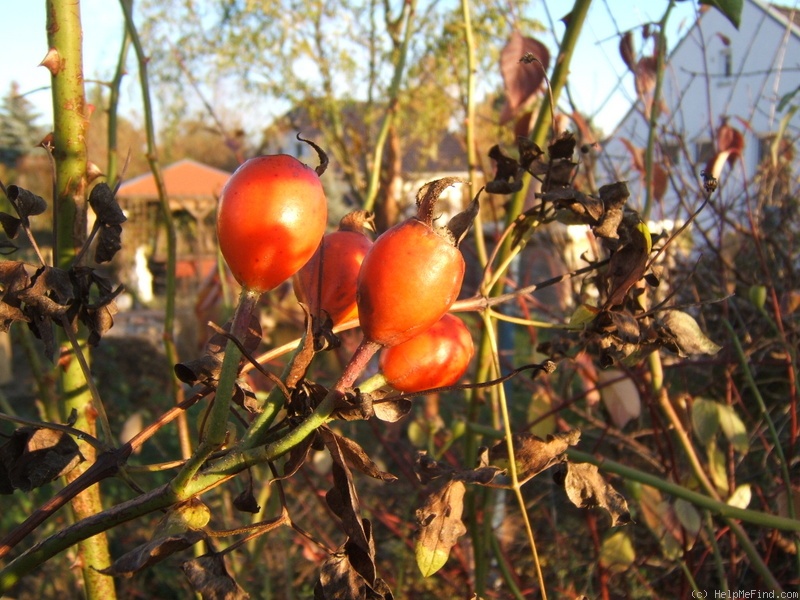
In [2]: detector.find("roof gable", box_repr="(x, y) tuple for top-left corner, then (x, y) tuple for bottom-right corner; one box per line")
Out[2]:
(117, 159), (232, 199)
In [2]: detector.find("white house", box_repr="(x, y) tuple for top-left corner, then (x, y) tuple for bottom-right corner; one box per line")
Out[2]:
(601, 0), (800, 234)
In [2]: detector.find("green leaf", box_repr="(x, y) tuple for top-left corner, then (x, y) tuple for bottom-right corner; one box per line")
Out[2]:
(674, 499), (702, 537)
(691, 398), (720, 446)
(527, 392), (556, 438)
(708, 440), (729, 494)
(777, 85), (800, 112)
(717, 404), (749, 453)
(699, 0), (743, 29)
(727, 484), (752, 509)
(599, 531), (635, 572)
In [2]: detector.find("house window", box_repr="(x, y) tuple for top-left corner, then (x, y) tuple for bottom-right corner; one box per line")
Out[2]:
(695, 140), (715, 165)
(661, 142), (681, 165)
(758, 134), (794, 165)
(721, 47), (733, 78)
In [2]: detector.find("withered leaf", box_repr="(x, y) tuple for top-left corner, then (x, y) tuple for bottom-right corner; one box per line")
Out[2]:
(287, 307), (317, 388)
(176, 315), (262, 385)
(0, 212), (21, 239)
(273, 433), (315, 481)
(489, 430), (580, 484)
(233, 479), (261, 514)
(415, 451), (503, 486)
(619, 30), (636, 71)
(604, 244), (648, 309)
(324, 436), (371, 555)
(19, 266), (73, 319)
(548, 131), (577, 161)
(0, 426), (84, 493)
(6, 185), (47, 223)
(499, 30), (550, 123)
(486, 145), (524, 194)
(517, 137), (544, 171)
(595, 182), (629, 240)
(88, 182), (127, 226)
(371, 394), (412, 423)
(175, 355), (222, 385)
(559, 461), (631, 527)
(659, 310), (722, 357)
(183, 554), (250, 600)
(0, 239), (17, 255)
(321, 428), (396, 482)
(333, 390), (374, 422)
(95, 222), (123, 264)
(608, 310), (641, 344)
(99, 530), (207, 577)
(0, 301), (27, 332)
(414, 480), (467, 577)
(446, 191), (480, 248)
(314, 551), (367, 600)
(156, 498), (212, 534)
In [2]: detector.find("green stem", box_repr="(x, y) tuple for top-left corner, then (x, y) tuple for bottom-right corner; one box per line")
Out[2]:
(489, 0), (592, 297)
(47, 0), (116, 597)
(362, 0), (416, 212)
(642, 1), (674, 221)
(480, 312), (547, 599)
(106, 10), (131, 185)
(567, 449), (800, 532)
(171, 287), (261, 494)
(119, 0), (192, 459)
(723, 320), (800, 569)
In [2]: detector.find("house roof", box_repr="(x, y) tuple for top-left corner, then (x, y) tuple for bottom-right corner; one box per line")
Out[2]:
(116, 158), (232, 199)
(603, 0), (800, 143)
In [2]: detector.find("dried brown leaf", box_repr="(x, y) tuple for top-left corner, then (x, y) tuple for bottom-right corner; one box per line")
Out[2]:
(322, 428), (396, 482)
(414, 480), (467, 577)
(6, 185), (47, 223)
(659, 310), (722, 357)
(560, 461), (631, 526)
(314, 551), (367, 600)
(619, 31), (636, 70)
(489, 430), (580, 484)
(415, 451), (503, 486)
(0, 426), (84, 493)
(183, 554), (251, 600)
(98, 530), (207, 577)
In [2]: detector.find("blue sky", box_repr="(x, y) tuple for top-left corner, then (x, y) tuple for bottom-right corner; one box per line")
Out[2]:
(4, 0), (698, 136)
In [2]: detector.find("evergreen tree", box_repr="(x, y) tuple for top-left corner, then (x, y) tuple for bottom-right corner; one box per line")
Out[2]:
(0, 82), (45, 168)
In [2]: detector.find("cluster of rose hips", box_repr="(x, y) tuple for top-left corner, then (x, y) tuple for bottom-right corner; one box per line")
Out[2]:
(215, 145), (475, 396)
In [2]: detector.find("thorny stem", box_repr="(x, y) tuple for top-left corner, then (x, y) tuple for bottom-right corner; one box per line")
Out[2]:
(46, 0), (116, 596)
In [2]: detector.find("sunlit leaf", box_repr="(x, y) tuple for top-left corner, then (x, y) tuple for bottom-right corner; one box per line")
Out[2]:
(560, 462), (631, 526)
(597, 369), (641, 429)
(727, 484), (752, 509)
(414, 480), (467, 577)
(707, 440), (729, 494)
(691, 397), (720, 446)
(660, 310), (722, 356)
(599, 530), (635, 572)
(717, 403), (749, 453)
(489, 430), (580, 484)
